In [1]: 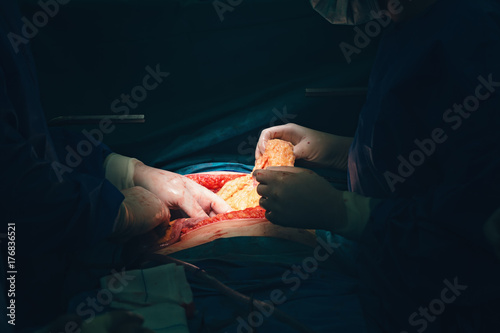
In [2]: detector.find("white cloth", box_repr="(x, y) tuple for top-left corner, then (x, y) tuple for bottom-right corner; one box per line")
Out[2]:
(99, 263), (193, 333)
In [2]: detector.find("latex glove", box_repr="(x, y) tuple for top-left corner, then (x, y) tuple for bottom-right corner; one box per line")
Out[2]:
(484, 207), (500, 260)
(113, 186), (170, 241)
(37, 311), (154, 333)
(254, 166), (347, 230)
(255, 123), (353, 171)
(133, 162), (232, 218)
(254, 166), (379, 240)
(104, 153), (140, 191)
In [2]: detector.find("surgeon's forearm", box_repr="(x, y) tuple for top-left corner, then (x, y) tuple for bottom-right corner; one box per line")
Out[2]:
(331, 135), (354, 171)
(333, 191), (382, 241)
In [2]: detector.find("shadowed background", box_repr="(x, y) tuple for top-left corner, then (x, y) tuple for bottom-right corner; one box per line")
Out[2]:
(19, 0), (379, 170)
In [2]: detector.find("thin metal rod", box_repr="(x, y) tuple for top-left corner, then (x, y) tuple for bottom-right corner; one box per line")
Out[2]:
(48, 115), (145, 126)
(305, 87), (368, 97)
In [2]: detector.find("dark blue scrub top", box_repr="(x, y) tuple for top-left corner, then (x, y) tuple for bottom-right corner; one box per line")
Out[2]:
(1, 1), (124, 330)
(349, 0), (500, 331)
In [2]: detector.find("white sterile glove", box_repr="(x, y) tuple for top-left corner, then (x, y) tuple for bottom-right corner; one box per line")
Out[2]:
(104, 153), (140, 191)
(113, 186), (170, 241)
(104, 153), (231, 237)
(256, 123), (353, 171)
(133, 162), (232, 218)
(104, 154), (169, 241)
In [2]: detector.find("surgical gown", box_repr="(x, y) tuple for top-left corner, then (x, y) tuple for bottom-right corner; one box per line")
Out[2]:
(348, 0), (500, 331)
(0, 1), (124, 330)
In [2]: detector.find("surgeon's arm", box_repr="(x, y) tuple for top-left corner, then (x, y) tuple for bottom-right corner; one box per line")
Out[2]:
(255, 163), (500, 320)
(0, 109), (122, 257)
(0, 67), (168, 256)
(40, 129), (172, 242)
(103, 153), (231, 218)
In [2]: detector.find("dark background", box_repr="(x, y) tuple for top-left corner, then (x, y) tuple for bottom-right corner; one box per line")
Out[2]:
(19, 0), (380, 169)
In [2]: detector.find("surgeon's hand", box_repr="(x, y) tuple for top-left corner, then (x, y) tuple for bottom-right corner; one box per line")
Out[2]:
(113, 186), (170, 241)
(256, 123), (353, 171)
(484, 207), (500, 260)
(254, 166), (347, 231)
(133, 162), (232, 218)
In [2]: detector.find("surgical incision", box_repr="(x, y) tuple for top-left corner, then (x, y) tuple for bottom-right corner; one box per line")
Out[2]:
(161, 139), (295, 245)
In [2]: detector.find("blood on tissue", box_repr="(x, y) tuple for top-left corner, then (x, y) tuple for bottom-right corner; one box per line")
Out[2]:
(180, 206), (266, 235)
(185, 173), (245, 192)
(165, 139), (294, 245)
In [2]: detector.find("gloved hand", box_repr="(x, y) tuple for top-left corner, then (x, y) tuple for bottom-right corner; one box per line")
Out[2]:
(484, 207), (500, 260)
(37, 311), (154, 333)
(133, 162), (232, 218)
(254, 166), (379, 240)
(255, 123), (353, 171)
(104, 153), (232, 219)
(113, 186), (170, 241)
(254, 166), (347, 230)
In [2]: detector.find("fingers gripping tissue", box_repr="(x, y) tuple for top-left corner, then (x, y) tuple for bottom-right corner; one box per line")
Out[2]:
(217, 139), (295, 210)
(160, 139), (295, 246)
(254, 139), (295, 171)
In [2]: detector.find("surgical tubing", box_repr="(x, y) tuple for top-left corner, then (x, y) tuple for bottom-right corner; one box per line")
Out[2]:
(146, 254), (316, 333)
